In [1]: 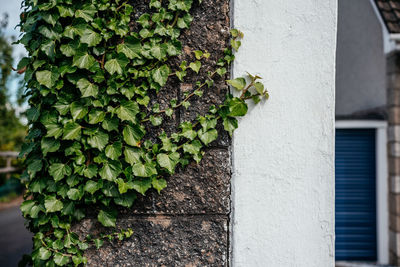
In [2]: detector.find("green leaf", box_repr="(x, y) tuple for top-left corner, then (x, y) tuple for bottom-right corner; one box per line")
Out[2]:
(114, 192), (137, 208)
(88, 131), (109, 151)
(53, 253), (70, 266)
(116, 101), (139, 123)
(38, 247), (52, 260)
(254, 82), (264, 95)
(150, 115), (163, 126)
(150, 44), (167, 60)
(72, 53), (96, 70)
(132, 163), (157, 177)
(194, 50), (203, 60)
(124, 147), (143, 165)
(189, 61), (201, 73)
(40, 138), (60, 156)
(123, 124), (145, 147)
(88, 109), (105, 124)
(198, 129), (218, 145)
(157, 152), (180, 173)
(152, 177), (167, 194)
(132, 178), (152, 195)
(231, 39), (241, 51)
(105, 55), (129, 75)
(105, 142), (122, 160)
(70, 102), (88, 120)
(183, 140), (202, 155)
(98, 209), (117, 227)
(84, 180), (100, 194)
(75, 5), (97, 22)
(99, 161), (122, 182)
(44, 196), (64, 213)
(36, 70), (59, 89)
(57, 6), (74, 17)
(152, 64), (170, 87)
(62, 122), (81, 140)
(228, 98), (248, 117)
(49, 163), (72, 182)
(83, 164), (98, 178)
(60, 43), (76, 57)
(227, 78), (246, 90)
(77, 78), (99, 98)
(223, 117), (238, 137)
(117, 37), (141, 59)
(67, 188), (82, 200)
(80, 28), (102, 47)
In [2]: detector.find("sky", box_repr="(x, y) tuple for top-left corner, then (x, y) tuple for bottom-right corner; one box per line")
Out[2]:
(0, 0), (27, 108)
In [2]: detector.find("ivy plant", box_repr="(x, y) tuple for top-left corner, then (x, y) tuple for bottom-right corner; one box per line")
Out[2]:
(16, 0), (269, 266)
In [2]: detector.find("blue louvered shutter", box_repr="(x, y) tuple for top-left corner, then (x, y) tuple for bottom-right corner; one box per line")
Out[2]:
(335, 129), (377, 261)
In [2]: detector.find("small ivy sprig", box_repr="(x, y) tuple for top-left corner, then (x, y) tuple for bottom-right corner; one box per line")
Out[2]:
(16, 0), (268, 266)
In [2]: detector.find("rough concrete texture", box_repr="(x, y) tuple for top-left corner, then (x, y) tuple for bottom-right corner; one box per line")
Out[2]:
(77, 0), (232, 266)
(232, 0), (337, 266)
(80, 216), (228, 267)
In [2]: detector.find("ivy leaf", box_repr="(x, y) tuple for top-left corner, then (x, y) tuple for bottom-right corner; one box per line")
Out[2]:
(105, 142), (122, 160)
(116, 101), (139, 123)
(150, 44), (167, 60)
(75, 5), (97, 22)
(98, 209), (117, 227)
(223, 117), (238, 137)
(123, 124), (145, 147)
(53, 253), (70, 266)
(70, 102), (88, 120)
(198, 129), (218, 145)
(227, 78), (246, 90)
(41, 138), (60, 155)
(177, 13), (193, 29)
(150, 115), (163, 126)
(67, 188), (82, 201)
(117, 37), (141, 59)
(38, 247), (52, 260)
(124, 147), (143, 165)
(99, 161), (122, 182)
(254, 82), (264, 95)
(57, 6), (74, 17)
(152, 64), (170, 87)
(152, 177), (167, 194)
(83, 164), (98, 179)
(77, 78), (99, 98)
(87, 131), (109, 151)
(36, 70), (59, 89)
(189, 61), (201, 73)
(84, 180), (100, 194)
(44, 196), (64, 213)
(62, 122), (81, 140)
(72, 53), (96, 70)
(105, 55), (129, 75)
(157, 152), (180, 173)
(132, 178), (152, 195)
(114, 192), (137, 208)
(132, 163), (157, 177)
(80, 28), (102, 47)
(49, 163), (72, 182)
(183, 140), (202, 155)
(228, 98), (248, 117)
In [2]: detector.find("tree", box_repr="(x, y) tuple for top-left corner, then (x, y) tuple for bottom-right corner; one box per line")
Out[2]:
(0, 13), (26, 151)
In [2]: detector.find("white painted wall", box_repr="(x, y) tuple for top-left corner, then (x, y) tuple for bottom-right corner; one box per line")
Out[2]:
(231, 1), (337, 266)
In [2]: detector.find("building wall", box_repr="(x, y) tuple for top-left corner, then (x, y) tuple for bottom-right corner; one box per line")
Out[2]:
(232, 0), (337, 266)
(336, 0), (386, 117)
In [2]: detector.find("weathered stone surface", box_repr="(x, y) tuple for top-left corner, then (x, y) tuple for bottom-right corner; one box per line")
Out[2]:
(121, 148), (231, 215)
(79, 0), (232, 265)
(79, 215), (228, 267)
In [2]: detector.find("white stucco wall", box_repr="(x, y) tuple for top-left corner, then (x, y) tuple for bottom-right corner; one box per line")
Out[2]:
(231, 1), (337, 267)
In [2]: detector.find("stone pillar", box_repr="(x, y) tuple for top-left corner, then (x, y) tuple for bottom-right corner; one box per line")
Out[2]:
(387, 52), (400, 266)
(75, 1), (232, 266)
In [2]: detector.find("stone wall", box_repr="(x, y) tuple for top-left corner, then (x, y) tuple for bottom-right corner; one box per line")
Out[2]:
(75, 1), (232, 266)
(388, 52), (400, 266)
